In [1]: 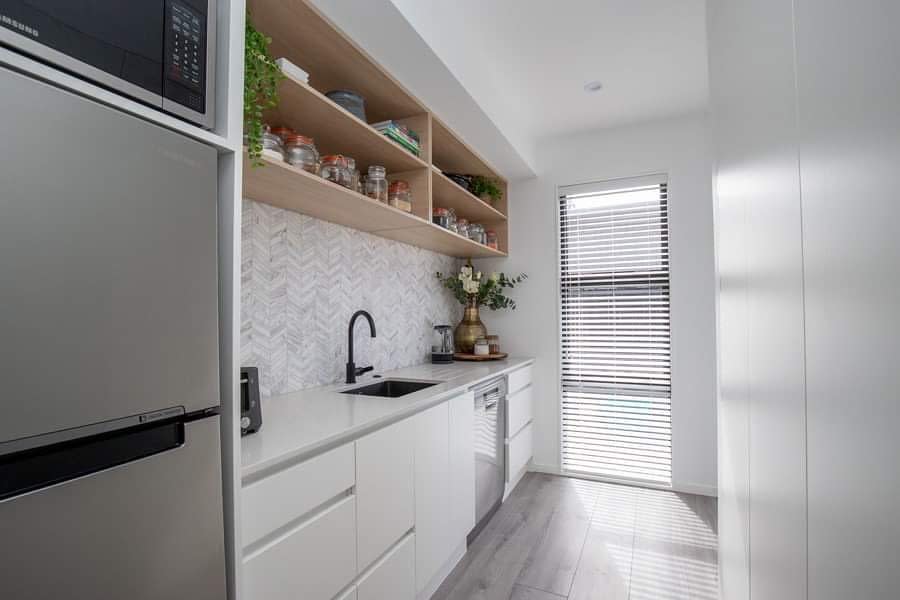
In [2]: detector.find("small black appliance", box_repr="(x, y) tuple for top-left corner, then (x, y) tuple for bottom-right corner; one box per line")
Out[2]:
(240, 367), (262, 436)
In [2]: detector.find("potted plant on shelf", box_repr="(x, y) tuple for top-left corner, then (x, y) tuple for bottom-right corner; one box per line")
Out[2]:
(244, 13), (284, 166)
(469, 176), (503, 206)
(436, 262), (527, 353)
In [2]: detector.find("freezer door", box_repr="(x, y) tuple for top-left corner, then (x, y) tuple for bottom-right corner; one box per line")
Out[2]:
(0, 416), (226, 599)
(0, 66), (219, 444)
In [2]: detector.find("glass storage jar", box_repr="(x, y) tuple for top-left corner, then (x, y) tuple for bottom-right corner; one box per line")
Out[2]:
(473, 336), (490, 356)
(486, 334), (501, 354)
(284, 134), (320, 174)
(388, 180), (412, 212)
(433, 208), (451, 228)
(468, 223), (486, 245)
(456, 218), (469, 238)
(486, 230), (499, 250)
(344, 157), (361, 194)
(365, 165), (388, 203)
(261, 131), (285, 162)
(319, 154), (352, 188)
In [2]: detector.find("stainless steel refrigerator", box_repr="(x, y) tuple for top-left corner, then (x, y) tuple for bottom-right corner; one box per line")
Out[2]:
(0, 66), (226, 598)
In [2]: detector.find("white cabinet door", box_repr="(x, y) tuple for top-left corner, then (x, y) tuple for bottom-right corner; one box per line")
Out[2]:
(508, 364), (533, 395)
(448, 391), (475, 539)
(414, 401), (451, 594)
(243, 495), (357, 600)
(507, 384), (533, 440)
(242, 443), (355, 548)
(357, 534), (415, 600)
(356, 417), (415, 571)
(507, 422), (533, 483)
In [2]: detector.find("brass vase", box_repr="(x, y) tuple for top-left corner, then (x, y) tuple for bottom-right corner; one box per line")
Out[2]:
(455, 296), (487, 353)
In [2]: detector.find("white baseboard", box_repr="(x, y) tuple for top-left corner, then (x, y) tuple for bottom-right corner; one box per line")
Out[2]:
(528, 464), (718, 497)
(415, 539), (467, 600)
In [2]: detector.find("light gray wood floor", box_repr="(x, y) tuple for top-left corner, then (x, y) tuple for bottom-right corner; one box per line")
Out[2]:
(432, 473), (718, 600)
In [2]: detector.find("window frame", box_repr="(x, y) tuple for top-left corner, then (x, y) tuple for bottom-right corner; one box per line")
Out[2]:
(555, 172), (674, 487)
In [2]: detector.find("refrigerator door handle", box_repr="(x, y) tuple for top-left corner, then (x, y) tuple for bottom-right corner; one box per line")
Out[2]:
(0, 409), (217, 502)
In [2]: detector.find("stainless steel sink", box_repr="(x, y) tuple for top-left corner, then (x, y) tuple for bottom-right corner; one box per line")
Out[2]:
(341, 379), (438, 398)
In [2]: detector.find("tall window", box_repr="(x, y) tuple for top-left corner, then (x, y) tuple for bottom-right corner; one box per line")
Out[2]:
(558, 174), (671, 485)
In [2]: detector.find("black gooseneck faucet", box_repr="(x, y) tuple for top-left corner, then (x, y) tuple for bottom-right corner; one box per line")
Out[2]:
(346, 310), (376, 384)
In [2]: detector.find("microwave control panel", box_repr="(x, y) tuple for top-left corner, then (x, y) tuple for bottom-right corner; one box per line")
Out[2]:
(164, 0), (206, 113)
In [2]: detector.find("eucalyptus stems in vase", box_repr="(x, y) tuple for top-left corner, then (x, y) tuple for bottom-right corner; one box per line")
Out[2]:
(436, 262), (527, 353)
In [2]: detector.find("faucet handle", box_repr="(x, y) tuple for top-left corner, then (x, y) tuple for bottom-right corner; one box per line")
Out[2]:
(355, 365), (374, 377)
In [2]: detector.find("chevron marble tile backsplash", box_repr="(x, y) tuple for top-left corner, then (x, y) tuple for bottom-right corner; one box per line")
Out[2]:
(241, 199), (461, 397)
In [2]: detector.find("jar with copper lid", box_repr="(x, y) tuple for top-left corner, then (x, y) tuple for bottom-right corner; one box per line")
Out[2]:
(284, 134), (320, 174)
(486, 334), (500, 354)
(388, 180), (412, 212)
(320, 155), (352, 188)
(270, 126), (295, 145)
(486, 230), (499, 250)
(433, 207), (451, 228)
(365, 165), (388, 203)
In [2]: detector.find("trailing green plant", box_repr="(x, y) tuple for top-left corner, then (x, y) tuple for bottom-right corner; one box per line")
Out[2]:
(244, 14), (284, 166)
(436, 262), (527, 310)
(469, 176), (503, 204)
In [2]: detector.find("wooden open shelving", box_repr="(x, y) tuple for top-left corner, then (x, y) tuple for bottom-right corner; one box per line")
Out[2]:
(267, 74), (427, 174)
(243, 154), (506, 258)
(431, 166), (507, 224)
(244, 0), (510, 258)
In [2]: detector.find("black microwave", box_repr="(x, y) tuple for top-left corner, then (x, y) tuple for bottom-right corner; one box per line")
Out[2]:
(0, 0), (215, 129)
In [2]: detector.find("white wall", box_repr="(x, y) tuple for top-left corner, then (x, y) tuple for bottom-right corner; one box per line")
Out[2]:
(477, 112), (718, 495)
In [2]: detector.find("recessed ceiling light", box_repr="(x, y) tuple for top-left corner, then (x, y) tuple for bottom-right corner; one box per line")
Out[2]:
(583, 80), (604, 93)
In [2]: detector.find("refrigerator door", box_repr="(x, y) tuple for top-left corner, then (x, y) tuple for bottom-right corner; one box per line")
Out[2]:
(0, 66), (219, 445)
(0, 415), (226, 599)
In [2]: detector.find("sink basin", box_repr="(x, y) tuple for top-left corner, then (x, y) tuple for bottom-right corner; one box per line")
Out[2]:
(341, 379), (438, 398)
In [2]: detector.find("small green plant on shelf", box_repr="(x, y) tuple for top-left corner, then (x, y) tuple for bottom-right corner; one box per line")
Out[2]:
(244, 13), (284, 166)
(469, 176), (503, 205)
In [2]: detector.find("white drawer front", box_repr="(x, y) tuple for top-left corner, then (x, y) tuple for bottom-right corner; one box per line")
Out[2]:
(357, 534), (415, 600)
(243, 495), (357, 600)
(242, 443), (355, 548)
(507, 384), (533, 439)
(508, 364), (533, 395)
(356, 417), (415, 572)
(507, 422), (533, 482)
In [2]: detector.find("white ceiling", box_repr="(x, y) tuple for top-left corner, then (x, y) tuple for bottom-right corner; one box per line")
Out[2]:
(388, 0), (709, 141)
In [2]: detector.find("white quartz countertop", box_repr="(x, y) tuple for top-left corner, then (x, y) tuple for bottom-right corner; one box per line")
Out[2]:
(240, 357), (534, 481)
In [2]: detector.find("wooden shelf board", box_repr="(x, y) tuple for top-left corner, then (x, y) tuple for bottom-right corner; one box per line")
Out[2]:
(376, 223), (507, 259)
(247, 0), (426, 123)
(431, 116), (505, 180)
(267, 74), (427, 174)
(243, 153), (507, 259)
(431, 166), (507, 223)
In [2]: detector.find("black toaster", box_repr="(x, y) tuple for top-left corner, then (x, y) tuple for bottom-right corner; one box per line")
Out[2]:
(240, 367), (262, 436)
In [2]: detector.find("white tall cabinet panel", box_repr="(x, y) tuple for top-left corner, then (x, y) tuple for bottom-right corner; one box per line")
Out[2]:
(448, 391), (476, 539)
(707, 0), (808, 599)
(414, 401), (451, 595)
(710, 0), (900, 597)
(795, 1), (900, 598)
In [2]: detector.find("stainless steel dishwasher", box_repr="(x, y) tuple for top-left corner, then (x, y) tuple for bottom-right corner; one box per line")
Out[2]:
(469, 375), (507, 543)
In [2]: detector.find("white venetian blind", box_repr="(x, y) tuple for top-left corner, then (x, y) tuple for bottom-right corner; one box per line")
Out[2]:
(558, 174), (671, 485)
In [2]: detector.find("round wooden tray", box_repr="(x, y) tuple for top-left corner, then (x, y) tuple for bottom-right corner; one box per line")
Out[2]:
(453, 352), (508, 361)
